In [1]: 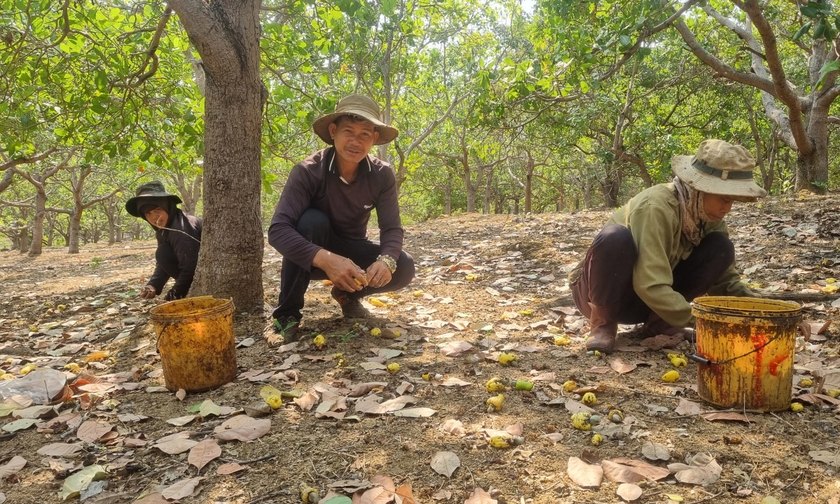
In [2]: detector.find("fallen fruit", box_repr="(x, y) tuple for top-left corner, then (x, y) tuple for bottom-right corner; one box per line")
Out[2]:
(667, 353), (688, 367)
(465, 273), (478, 281)
(826, 388), (840, 398)
(412, 290), (424, 297)
(514, 380), (533, 391)
(369, 298), (386, 307)
(19, 363), (36, 375)
(553, 334), (571, 346)
(486, 394), (505, 412)
(387, 362), (401, 374)
(790, 402), (804, 412)
(518, 309), (533, 316)
(489, 436), (510, 449)
(661, 370), (680, 382)
(608, 409), (625, 423)
(265, 394), (282, 409)
(571, 412), (592, 431)
(64, 363), (81, 373)
(798, 377), (813, 387)
(591, 433), (603, 446)
(581, 392), (597, 406)
(498, 353), (517, 366)
(485, 377), (506, 393)
(370, 327), (382, 337)
(562, 380), (577, 392)
(300, 483), (319, 503)
(422, 373), (431, 381)
(312, 334), (326, 349)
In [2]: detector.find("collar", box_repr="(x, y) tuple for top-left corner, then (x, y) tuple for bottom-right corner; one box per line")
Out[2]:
(327, 148), (371, 185)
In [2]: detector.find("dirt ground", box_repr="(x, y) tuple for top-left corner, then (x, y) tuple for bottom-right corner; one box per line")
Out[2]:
(0, 193), (839, 504)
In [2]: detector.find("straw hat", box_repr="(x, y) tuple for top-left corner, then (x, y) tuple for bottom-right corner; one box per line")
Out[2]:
(672, 139), (767, 200)
(125, 180), (182, 217)
(311, 94), (399, 145)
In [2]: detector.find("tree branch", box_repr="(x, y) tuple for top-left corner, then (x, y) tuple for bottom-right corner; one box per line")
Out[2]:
(0, 148), (58, 172)
(112, 8), (171, 88)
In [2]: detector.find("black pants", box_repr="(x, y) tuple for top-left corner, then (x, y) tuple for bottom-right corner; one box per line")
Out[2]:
(272, 208), (416, 320)
(571, 224), (735, 324)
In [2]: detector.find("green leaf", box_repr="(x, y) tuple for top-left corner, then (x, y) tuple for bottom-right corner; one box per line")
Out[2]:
(95, 70), (108, 91)
(199, 399), (221, 417)
(619, 34), (631, 46)
(816, 60), (840, 89)
(793, 21), (812, 41)
(60, 464), (108, 500)
(800, 5), (818, 18)
(382, 0), (396, 16)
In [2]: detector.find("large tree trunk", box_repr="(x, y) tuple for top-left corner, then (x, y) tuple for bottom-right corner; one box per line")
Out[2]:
(28, 188), (47, 256)
(68, 210), (82, 254)
(171, 0), (264, 312)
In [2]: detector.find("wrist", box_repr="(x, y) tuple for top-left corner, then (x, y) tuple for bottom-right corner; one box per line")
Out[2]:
(376, 254), (397, 273)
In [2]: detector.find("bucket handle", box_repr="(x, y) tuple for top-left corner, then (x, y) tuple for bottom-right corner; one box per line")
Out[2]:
(687, 331), (785, 366)
(154, 321), (175, 353)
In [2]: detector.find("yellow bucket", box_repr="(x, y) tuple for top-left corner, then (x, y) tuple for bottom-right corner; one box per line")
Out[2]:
(691, 296), (801, 412)
(150, 296), (237, 392)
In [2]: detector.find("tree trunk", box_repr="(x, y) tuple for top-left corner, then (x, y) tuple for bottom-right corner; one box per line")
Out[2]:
(173, 0), (265, 312)
(463, 167), (476, 213)
(28, 188), (47, 256)
(483, 168), (492, 214)
(445, 174), (452, 216)
(600, 166), (621, 208)
(18, 228), (29, 253)
(68, 210), (82, 253)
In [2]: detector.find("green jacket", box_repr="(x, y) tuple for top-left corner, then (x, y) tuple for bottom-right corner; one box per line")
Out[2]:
(570, 183), (754, 326)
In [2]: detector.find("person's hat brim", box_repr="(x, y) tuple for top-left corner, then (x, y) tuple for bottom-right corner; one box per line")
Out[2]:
(312, 112), (399, 145)
(125, 194), (182, 217)
(672, 155), (767, 201)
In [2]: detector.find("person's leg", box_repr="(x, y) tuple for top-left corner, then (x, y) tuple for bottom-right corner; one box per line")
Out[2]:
(272, 208), (332, 324)
(642, 232), (735, 337)
(571, 224), (642, 351)
(319, 236), (415, 316)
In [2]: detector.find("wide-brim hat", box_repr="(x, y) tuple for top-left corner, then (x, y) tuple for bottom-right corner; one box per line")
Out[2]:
(125, 180), (182, 217)
(672, 139), (767, 201)
(311, 94), (399, 145)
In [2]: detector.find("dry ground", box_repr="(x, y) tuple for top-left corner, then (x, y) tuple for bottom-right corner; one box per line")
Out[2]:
(0, 193), (839, 504)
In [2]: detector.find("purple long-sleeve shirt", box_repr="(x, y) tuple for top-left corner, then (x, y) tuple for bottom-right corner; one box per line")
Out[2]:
(268, 147), (404, 271)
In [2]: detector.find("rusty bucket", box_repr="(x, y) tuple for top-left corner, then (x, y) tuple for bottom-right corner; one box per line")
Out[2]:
(150, 296), (236, 392)
(692, 296), (801, 412)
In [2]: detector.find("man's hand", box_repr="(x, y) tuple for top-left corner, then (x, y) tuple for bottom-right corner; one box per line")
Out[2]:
(140, 285), (157, 299)
(314, 250), (367, 292)
(365, 260), (392, 288)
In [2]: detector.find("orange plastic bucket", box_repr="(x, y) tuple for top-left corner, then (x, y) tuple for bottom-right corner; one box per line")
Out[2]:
(150, 296), (237, 392)
(692, 296), (801, 412)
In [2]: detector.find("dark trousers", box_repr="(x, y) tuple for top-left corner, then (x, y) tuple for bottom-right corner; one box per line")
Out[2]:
(571, 224), (735, 324)
(273, 208), (416, 320)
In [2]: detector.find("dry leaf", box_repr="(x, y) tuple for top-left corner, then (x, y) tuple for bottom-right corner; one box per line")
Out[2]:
(392, 407), (437, 418)
(355, 395), (417, 415)
(358, 486), (392, 504)
(602, 458), (670, 482)
(668, 453), (722, 485)
(700, 411), (750, 423)
(37, 442), (83, 457)
(188, 439), (222, 471)
(395, 484), (416, 504)
(216, 462), (247, 475)
(370, 474), (396, 491)
(0, 456), (26, 478)
(464, 487), (497, 504)
(176, 389), (186, 401)
(161, 477), (204, 500)
(155, 438), (198, 455)
(609, 358), (637, 375)
(616, 483), (643, 501)
(541, 433), (564, 443)
(809, 450), (840, 467)
(437, 341), (473, 357)
(77, 420), (114, 442)
(214, 416), (271, 442)
(134, 494), (171, 504)
(564, 400), (597, 414)
(439, 377), (471, 387)
(441, 419), (466, 436)
(167, 414), (198, 426)
(641, 441), (671, 461)
(567, 457), (603, 488)
(674, 398), (702, 416)
(349, 382), (389, 397)
(430, 451), (460, 477)
(293, 391), (320, 411)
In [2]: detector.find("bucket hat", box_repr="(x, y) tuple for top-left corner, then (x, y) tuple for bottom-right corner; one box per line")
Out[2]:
(672, 139), (767, 201)
(125, 180), (182, 217)
(311, 94), (399, 145)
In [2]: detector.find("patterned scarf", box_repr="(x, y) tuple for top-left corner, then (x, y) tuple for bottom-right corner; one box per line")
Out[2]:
(673, 177), (708, 246)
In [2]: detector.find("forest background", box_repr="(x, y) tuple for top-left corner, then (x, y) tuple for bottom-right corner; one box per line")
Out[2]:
(1, 0), (839, 312)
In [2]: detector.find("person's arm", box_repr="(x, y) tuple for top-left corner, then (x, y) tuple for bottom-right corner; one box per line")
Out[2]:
(706, 221), (756, 297)
(630, 202), (695, 327)
(267, 163), (323, 271)
(166, 215), (202, 300)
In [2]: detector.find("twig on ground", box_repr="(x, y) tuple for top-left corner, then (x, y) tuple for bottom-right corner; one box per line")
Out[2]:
(687, 490), (724, 503)
(245, 490), (285, 504)
(219, 453), (276, 465)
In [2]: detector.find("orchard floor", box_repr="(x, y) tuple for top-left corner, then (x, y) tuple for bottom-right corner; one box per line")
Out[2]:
(1, 193), (839, 504)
